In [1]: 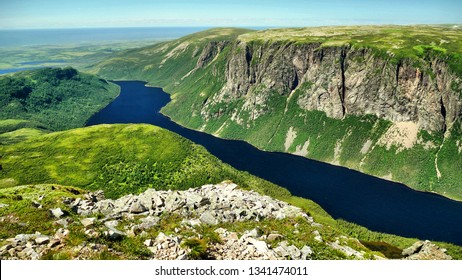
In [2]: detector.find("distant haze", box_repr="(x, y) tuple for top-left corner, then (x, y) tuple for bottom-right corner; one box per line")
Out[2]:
(0, 27), (209, 48)
(0, 0), (461, 29)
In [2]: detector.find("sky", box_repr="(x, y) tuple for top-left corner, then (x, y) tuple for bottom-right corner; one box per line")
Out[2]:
(0, 0), (461, 29)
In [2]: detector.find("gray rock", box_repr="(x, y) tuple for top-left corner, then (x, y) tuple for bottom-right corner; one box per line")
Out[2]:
(107, 229), (124, 240)
(35, 236), (50, 245)
(80, 217), (96, 228)
(104, 220), (119, 229)
(129, 199), (148, 214)
(247, 238), (269, 254)
(144, 239), (153, 247)
(23, 247), (40, 260)
(85, 190), (105, 202)
(404, 240), (452, 260)
(402, 241), (424, 256)
(54, 218), (71, 228)
(248, 228), (263, 238)
(138, 216), (159, 230)
(329, 240), (363, 258)
(164, 192), (186, 211)
(50, 208), (65, 218)
(155, 232), (170, 243)
(137, 194), (153, 210)
(274, 245), (290, 258)
(15, 234), (37, 243)
(186, 218), (202, 227)
(48, 239), (61, 248)
(176, 253), (188, 260)
(104, 220), (125, 240)
(313, 230), (323, 243)
(267, 233), (283, 242)
(84, 229), (100, 238)
(286, 245), (301, 259)
(200, 211), (218, 225)
(54, 228), (70, 240)
(152, 194), (164, 208)
(300, 245), (313, 259)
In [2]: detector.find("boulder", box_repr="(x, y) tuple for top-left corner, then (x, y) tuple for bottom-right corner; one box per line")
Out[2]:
(274, 245), (290, 258)
(301, 245), (313, 259)
(286, 245), (301, 259)
(200, 211), (218, 225)
(129, 199), (148, 214)
(35, 236), (50, 245)
(54, 228), (70, 240)
(138, 216), (159, 229)
(404, 240), (452, 260)
(104, 220), (125, 240)
(50, 208), (65, 218)
(80, 217), (96, 228)
(402, 241), (424, 256)
(155, 232), (170, 243)
(267, 233), (283, 242)
(48, 239), (62, 248)
(246, 238), (269, 254)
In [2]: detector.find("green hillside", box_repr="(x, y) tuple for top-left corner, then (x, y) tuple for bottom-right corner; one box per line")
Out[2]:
(0, 67), (119, 132)
(0, 124), (289, 199)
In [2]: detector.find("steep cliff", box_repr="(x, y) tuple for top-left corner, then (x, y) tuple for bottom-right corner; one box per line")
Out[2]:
(93, 26), (462, 200)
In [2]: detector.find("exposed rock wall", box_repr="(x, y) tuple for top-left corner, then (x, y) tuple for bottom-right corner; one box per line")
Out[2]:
(207, 40), (461, 132)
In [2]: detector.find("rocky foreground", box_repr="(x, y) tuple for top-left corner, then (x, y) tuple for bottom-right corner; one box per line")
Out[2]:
(0, 182), (452, 260)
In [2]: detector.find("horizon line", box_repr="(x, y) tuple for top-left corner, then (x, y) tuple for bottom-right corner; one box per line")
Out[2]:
(1, 23), (461, 31)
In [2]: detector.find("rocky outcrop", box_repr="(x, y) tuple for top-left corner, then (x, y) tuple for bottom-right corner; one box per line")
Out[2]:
(0, 182), (453, 260)
(0, 229), (69, 260)
(70, 182), (311, 224)
(403, 240), (452, 260)
(206, 41), (461, 132)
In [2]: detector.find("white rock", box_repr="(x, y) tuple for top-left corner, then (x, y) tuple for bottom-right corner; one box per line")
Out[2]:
(301, 245), (313, 259)
(50, 208), (65, 218)
(35, 236), (50, 245)
(200, 211), (218, 225)
(155, 232), (170, 243)
(80, 217), (96, 227)
(247, 238), (269, 254)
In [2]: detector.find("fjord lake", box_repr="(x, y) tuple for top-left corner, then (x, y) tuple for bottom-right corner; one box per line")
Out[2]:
(86, 81), (462, 246)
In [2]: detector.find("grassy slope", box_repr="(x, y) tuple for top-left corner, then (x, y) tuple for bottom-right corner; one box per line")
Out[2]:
(0, 67), (119, 132)
(92, 26), (462, 200)
(1, 123), (460, 259)
(0, 124), (290, 199)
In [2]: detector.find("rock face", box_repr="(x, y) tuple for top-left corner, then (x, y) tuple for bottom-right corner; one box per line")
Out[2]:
(204, 41), (461, 133)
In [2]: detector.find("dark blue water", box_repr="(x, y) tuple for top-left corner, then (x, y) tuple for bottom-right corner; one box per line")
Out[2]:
(86, 81), (462, 245)
(0, 68), (41, 75)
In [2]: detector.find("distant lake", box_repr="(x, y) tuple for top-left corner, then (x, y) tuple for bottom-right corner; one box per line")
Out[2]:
(0, 68), (41, 75)
(87, 81), (462, 246)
